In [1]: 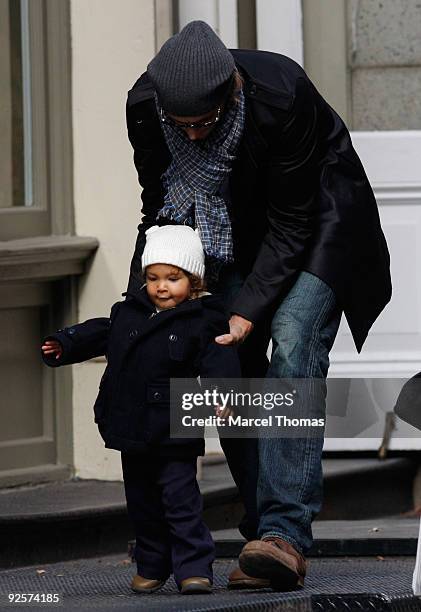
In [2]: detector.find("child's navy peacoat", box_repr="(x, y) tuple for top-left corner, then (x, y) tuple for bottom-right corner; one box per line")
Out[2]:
(42, 287), (241, 456)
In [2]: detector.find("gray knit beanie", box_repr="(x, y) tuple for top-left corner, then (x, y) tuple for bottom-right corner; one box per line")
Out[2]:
(147, 20), (235, 116)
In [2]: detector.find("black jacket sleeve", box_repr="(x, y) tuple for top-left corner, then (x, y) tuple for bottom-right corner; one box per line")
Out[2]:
(41, 303), (120, 368)
(231, 77), (321, 323)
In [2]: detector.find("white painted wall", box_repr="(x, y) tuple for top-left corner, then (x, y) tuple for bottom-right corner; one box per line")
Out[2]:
(331, 131), (421, 378)
(256, 0), (303, 65)
(70, 0), (156, 479)
(326, 131), (421, 451)
(178, 0), (238, 47)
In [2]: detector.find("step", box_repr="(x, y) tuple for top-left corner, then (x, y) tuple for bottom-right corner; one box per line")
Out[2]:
(201, 456), (418, 529)
(213, 519), (421, 558)
(0, 457), (418, 568)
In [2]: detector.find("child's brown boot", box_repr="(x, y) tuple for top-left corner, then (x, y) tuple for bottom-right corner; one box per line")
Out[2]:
(180, 577), (212, 595)
(131, 574), (167, 593)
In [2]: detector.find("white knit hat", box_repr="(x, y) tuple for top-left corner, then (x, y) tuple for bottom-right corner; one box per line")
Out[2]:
(141, 225), (205, 279)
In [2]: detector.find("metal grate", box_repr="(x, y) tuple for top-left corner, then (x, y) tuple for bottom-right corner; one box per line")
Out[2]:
(0, 556), (420, 611)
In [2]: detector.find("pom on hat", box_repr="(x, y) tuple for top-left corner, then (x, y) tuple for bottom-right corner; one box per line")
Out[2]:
(147, 20), (235, 116)
(141, 225), (205, 279)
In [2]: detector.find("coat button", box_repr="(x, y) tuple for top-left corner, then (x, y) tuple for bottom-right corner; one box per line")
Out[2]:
(153, 392), (162, 400)
(169, 334), (177, 342)
(249, 84), (257, 95)
(67, 328), (76, 335)
(129, 329), (138, 339)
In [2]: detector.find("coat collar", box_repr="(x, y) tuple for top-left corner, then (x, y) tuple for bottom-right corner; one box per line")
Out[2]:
(231, 50), (293, 168)
(121, 286), (225, 340)
(241, 82), (267, 168)
(121, 286), (201, 341)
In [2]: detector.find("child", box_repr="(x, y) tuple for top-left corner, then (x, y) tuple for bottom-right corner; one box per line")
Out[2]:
(41, 225), (241, 595)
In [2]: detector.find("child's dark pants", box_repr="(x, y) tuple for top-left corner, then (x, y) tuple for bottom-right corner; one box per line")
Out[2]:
(121, 453), (215, 588)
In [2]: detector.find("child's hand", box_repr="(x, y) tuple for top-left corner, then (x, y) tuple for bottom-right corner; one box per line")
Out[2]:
(41, 339), (63, 360)
(215, 404), (234, 420)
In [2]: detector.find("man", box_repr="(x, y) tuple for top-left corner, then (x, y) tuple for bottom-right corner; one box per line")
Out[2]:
(125, 21), (391, 590)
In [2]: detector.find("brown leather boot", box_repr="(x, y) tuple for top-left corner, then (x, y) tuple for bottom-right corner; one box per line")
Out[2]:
(180, 577), (212, 595)
(131, 574), (167, 593)
(239, 537), (307, 591)
(227, 566), (270, 590)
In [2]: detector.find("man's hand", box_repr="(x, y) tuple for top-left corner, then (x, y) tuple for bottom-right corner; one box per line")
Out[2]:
(215, 314), (254, 345)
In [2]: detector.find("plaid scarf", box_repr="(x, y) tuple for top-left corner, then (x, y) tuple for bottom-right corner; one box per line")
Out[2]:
(156, 90), (245, 266)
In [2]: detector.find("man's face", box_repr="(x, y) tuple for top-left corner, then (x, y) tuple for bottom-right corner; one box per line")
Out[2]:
(165, 107), (220, 141)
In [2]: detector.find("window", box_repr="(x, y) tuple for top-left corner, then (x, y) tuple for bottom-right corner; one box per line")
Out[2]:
(0, 0), (73, 240)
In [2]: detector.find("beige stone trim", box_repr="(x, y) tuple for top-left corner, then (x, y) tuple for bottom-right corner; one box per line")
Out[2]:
(302, 0), (351, 127)
(0, 235), (98, 283)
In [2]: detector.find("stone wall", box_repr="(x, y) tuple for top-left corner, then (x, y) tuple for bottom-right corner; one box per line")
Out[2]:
(349, 0), (421, 130)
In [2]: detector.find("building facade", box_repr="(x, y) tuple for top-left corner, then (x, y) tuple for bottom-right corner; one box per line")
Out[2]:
(1, 0), (420, 486)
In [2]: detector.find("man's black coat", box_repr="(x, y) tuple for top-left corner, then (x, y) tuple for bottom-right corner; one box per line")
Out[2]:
(126, 49), (392, 352)
(42, 288), (241, 455)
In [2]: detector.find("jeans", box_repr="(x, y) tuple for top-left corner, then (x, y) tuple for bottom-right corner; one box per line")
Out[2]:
(214, 267), (342, 554)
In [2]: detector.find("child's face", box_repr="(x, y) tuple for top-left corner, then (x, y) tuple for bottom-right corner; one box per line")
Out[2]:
(145, 264), (191, 309)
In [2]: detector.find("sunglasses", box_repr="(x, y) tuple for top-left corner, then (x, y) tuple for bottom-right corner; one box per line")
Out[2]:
(159, 105), (222, 130)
